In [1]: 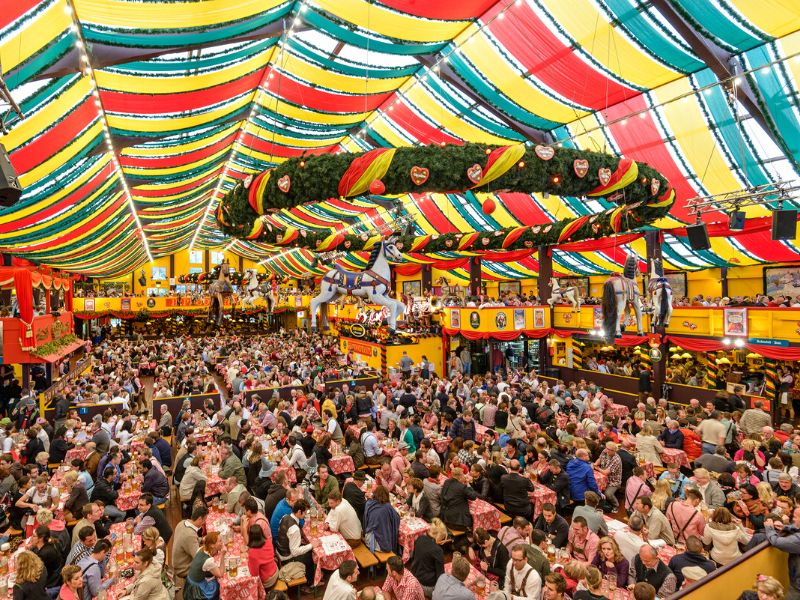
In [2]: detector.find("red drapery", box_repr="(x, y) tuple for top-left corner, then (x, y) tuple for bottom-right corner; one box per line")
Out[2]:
(14, 269), (34, 350)
(665, 335), (800, 361)
(65, 282), (73, 312)
(442, 327), (552, 340)
(556, 233), (644, 253)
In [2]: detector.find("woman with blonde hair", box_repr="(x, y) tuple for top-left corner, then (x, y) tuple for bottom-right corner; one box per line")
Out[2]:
(650, 478), (674, 512)
(141, 526), (166, 569)
(591, 536), (628, 587)
(12, 550), (48, 600)
(573, 566), (607, 600)
(635, 424), (664, 466)
(756, 481), (776, 510)
(739, 574), (784, 600)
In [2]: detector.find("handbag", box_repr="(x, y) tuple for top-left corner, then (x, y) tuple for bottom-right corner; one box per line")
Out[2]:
(278, 561), (305, 582)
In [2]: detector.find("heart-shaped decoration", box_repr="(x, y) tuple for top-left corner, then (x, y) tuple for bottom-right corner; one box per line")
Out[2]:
(524, 240), (534, 248)
(494, 231), (503, 237)
(277, 175), (291, 193)
(598, 168), (612, 186)
(573, 159), (589, 178)
(395, 242), (404, 250)
(609, 191), (624, 202)
(591, 223), (601, 234)
(445, 238), (454, 248)
(300, 230), (307, 237)
(481, 237), (491, 246)
(244, 174), (254, 188)
(535, 145), (555, 161)
(532, 225), (541, 234)
(467, 164), (483, 184)
(543, 224), (552, 233)
(360, 233), (369, 241)
(431, 234), (439, 240)
(343, 240), (352, 249)
(589, 214), (598, 223)
(410, 166), (430, 186)
(650, 178), (661, 196)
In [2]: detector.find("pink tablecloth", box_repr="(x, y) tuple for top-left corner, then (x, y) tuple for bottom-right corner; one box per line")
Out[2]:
(592, 468), (608, 492)
(662, 448), (690, 468)
(531, 484), (557, 519)
(303, 523), (356, 587)
(65, 446), (88, 462)
(117, 476), (143, 511)
(207, 511), (267, 600)
(206, 473), (227, 497)
(609, 403), (630, 418)
(445, 562), (492, 598)
(275, 464), (297, 484)
(328, 454), (356, 475)
(470, 499), (501, 532)
(399, 517), (430, 562)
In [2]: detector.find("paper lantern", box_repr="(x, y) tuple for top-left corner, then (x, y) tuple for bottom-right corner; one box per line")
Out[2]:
(482, 198), (496, 215)
(369, 179), (385, 195)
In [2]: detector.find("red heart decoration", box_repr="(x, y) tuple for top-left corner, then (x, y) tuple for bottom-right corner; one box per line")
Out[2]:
(410, 166), (429, 186)
(277, 175), (291, 193)
(369, 179), (385, 195)
(573, 159), (589, 178)
(482, 198), (496, 215)
(467, 164), (483, 184)
(598, 168), (612, 186)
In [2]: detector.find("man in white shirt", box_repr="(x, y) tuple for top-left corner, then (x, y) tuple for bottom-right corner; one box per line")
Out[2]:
(276, 499), (320, 594)
(504, 545), (542, 600)
(323, 560), (359, 600)
(614, 513), (649, 563)
(326, 490), (362, 547)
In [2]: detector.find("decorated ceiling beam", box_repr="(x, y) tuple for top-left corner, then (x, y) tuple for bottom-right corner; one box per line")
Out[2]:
(217, 142), (676, 253)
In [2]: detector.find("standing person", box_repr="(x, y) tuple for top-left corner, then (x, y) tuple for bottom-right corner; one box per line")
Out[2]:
(460, 347), (472, 377)
(500, 462), (534, 520)
(764, 508), (800, 600)
(638, 366), (652, 404)
(247, 524), (279, 590)
(30, 524), (63, 597)
(409, 519), (447, 595)
(399, 352), (414, 378)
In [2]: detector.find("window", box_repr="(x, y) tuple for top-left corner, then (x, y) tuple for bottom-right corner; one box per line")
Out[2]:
(210, 251), (224, 265)
(189, 250), (203, 264)
(189, 267), (203, 274)
(151, 267), (167, 281)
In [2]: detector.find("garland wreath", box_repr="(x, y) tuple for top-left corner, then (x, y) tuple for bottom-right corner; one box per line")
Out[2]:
(178, 269), (281, 286)
(216, 142), (675, 253)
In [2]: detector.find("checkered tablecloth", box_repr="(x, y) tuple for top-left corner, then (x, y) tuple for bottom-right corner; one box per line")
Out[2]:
(328, 454), (356, 475)
(531, 484), (557, 519)
(470, 498), (501, 532)
(399, 517), (430, 562)
(303, 523), (356, 587)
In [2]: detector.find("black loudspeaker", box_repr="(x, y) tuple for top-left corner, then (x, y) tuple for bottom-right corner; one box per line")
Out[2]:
(728, 210), (746, 231)
(686, 222), (710, 250)
(0, 144), (21, 206)
(772, 209), (797, 240)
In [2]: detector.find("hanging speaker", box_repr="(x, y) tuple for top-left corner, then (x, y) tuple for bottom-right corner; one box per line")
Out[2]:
(0, 144), (21, 206)
(772, 209), (797, 240)
(728, 210), (746, 231)
(686, 223), (710, 251)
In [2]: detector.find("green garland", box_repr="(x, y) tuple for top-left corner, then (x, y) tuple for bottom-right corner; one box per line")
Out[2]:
(31, 334), (78, 358)
(217, 142), (675, 253)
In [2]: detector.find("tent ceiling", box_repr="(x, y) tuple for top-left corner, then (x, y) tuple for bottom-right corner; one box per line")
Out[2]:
(2, 0), (800, 278)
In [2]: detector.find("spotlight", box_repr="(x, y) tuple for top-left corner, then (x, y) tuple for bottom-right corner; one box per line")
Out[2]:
(722, 337), (731, 345)
(728, 209), (746, 231)
(734, 339), (744, 348)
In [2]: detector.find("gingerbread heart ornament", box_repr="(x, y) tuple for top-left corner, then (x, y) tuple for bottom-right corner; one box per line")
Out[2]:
(277, 175), (291, 193)
(410, 166), (429, 186)
(650, 178), (661, 196)
(467, 164), (483, 184)
(598, 168), (612, 186)
(535, 145), (555, 161)
(573, 159), (589, 178)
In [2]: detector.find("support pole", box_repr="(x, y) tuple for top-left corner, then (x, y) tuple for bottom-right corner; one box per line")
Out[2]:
(421, 265), (432, 294)
(720, 267), (729, 299)
(469, 257), (481, 297)
(645, 230), (668, 398)
(538, 246), (553, 372)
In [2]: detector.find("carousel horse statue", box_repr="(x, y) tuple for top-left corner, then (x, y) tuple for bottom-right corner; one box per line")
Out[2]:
(435, 276), (463, 305)
(207, 260), (232, 326)
(648, 257), (672, 330)
(240, 269), (277, 313)
(547, 278), (582, 312)
(602, 254), (644, 339)
(310, 237), (406, 332)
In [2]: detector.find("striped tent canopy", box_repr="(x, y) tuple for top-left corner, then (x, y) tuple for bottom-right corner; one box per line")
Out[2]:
(2, 0), (800, 278)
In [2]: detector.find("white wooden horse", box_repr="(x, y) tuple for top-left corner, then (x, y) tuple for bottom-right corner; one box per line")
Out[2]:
(310, 237), (406, 332)
(240, 269), (277, 313)
(602, 255), (644, 339)
(547, 278), (582, 312)
(648, 257), (672, 330)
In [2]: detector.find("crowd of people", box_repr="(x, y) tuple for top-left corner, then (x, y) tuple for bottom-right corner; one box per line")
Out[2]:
(0, 329), (796, 600)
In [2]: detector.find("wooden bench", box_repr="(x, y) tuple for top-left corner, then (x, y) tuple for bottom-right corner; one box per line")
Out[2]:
(273, 576), (306, 600)
(373, 550), (396, 564)
(499, 512), (512, 525)
(353, 542), (379, 571)
(446, 527), (467, 538)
